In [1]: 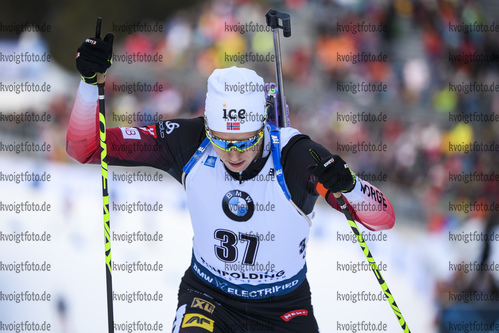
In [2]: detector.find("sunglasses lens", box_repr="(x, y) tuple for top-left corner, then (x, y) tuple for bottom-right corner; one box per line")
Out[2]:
(209, 131), (262, 152)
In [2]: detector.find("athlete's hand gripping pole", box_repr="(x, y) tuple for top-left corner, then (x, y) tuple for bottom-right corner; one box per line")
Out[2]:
(95, 17), (115, 333)
(309, 149), (410, 333)
(265, 9), (291, 128)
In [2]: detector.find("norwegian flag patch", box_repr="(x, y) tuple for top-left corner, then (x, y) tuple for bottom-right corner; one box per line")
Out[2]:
(139, 125), (157, 138)
(226, 122), (240, 131)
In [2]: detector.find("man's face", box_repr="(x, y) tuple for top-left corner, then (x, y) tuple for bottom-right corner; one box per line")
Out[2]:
(209, 128), (264, 173)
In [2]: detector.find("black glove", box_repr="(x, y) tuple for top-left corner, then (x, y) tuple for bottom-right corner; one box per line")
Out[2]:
(312, 154), (356, 193)
(76, 33), (114, 84)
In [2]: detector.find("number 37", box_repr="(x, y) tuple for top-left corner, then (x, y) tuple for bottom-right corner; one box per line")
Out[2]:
(214, 229), (259, 265)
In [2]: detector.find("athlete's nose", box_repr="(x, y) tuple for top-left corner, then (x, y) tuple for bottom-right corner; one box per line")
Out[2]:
(227, 148), (242, 160)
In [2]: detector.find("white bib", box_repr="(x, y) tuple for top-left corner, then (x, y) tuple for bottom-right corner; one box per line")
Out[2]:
(184, 127), (311, 299)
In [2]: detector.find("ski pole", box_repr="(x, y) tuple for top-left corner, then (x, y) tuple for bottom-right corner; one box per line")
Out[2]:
(95, 17), (114, 333)
(309, 149), (410, 333)
(265, 9), (291, 128)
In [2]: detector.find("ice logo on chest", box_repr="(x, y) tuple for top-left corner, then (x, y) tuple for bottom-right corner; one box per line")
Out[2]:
(222, 190), (255, 222)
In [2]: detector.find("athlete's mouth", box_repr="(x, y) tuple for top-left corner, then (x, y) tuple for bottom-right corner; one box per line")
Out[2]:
(228, 161), (245, 168)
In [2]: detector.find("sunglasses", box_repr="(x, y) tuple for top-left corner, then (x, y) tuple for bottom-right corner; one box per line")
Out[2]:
(205, 123), (264, 152)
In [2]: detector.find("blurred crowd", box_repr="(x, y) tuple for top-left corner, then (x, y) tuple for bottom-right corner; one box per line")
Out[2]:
(48, 0), (499, 228)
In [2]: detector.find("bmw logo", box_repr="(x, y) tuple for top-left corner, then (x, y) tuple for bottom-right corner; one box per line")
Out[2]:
(222, 190), (255, 222)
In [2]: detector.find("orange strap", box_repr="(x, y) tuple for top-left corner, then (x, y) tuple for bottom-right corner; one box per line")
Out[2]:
(315, 182), (329, 198)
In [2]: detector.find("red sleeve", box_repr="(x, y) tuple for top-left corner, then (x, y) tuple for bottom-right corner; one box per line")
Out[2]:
(66, 80), (206, 183)
(66, 80), (100, 164)
(323, 177), (396, 231)
(65, 81), (163, 165)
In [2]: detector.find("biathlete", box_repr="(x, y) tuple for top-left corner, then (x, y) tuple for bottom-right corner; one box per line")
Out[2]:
(67, 31), (395, 333)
